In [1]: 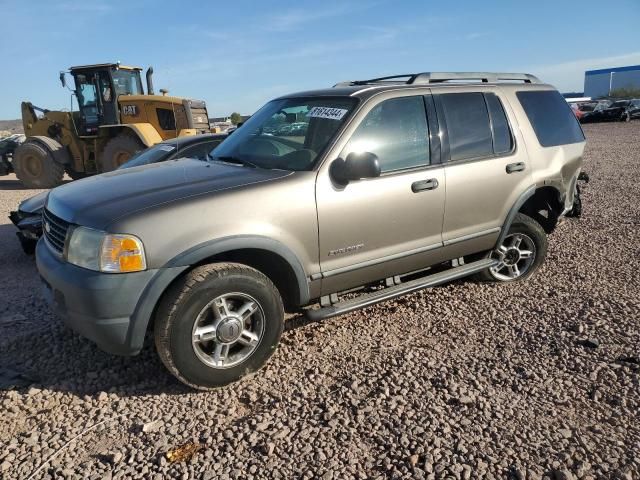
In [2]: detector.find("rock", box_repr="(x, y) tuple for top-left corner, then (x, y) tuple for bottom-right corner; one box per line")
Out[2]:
(142, 419), (163, 433)
(553, 469), (575, 480)
(272, 428), (290, 440)
(409, 455), (419, 466)
(255, 422), (270, 432)
(97, 391), (109, 402)
(107, 452), (123, 464)
(558, 429), (572, 439)
(580, 338), (600, 349)
(27, 387), (41, 396)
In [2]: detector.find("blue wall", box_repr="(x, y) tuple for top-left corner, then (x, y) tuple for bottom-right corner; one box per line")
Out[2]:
(584, 65), (640, 98)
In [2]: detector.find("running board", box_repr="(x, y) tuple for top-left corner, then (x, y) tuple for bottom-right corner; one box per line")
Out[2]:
(306, 258), (498, 321)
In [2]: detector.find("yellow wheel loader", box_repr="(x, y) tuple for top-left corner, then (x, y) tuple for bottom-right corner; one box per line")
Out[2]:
(14, 63), (211, 188)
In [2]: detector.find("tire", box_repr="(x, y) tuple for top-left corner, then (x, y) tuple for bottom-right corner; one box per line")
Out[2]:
(474, 213), (548, 283)
(154, 262), (284, 389)
(100, 134), (145, 171)
(566, 185), (583, 218)
(13, 140), (64, 188)
(65, 167), (88, 180)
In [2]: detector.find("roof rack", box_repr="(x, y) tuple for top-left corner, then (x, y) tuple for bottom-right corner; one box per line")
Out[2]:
(334, 72), (541, 87)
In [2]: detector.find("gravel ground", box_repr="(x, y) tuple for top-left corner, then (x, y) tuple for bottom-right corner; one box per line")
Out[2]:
(0, 123), (639, 480)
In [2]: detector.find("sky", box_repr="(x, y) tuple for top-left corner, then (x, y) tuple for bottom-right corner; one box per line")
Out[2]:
(0, 0), (639, 119)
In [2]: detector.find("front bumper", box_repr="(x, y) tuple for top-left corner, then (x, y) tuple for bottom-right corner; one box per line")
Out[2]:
(10, 210), (43, 253)
(36, 238), (159, 356)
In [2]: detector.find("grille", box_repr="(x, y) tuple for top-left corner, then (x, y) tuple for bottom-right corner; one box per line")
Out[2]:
(188, 100), (211, 133)
(42, 208), (70, 254)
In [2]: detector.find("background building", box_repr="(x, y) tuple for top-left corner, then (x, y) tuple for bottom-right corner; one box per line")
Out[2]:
(584, 65), (640, 98)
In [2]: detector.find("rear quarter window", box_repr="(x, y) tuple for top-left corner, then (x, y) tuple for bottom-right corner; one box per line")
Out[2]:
(516, 90), (585, 147)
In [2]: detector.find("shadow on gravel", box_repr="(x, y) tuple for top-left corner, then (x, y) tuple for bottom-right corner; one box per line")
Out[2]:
(0, 310), (309, 398)
(0, 257), (476, 398)
(0, 223), (25, 249)
(0, 178), (71, 191)
(0, 328), (193, 398)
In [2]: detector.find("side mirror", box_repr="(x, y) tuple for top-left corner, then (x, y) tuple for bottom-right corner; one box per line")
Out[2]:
(330, 151), (381, 185)
(59, 72), (66, 88)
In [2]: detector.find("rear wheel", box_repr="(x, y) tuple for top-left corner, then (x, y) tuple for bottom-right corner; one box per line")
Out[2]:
(13, 140), (64, 188)
(154, 263), (284, 389)
(475, 213), (547, 282)
(101, 134), (145, 171)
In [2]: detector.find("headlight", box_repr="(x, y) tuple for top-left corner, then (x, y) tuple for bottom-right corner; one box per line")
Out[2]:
(66, 227), (146, 273)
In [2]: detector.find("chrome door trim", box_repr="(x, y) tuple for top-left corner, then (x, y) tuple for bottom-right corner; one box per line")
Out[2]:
(321, 241), (443, 278)
(443, 227), (501, 246)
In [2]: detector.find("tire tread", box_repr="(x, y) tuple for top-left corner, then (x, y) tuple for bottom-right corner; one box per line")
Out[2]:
(154, 262), (283, 390)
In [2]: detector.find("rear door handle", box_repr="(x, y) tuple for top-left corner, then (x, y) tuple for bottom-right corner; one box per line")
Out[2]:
(506, 162), (526, 174)
(411, 178), (439, 192)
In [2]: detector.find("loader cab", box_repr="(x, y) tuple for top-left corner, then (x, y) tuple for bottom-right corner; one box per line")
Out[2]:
(69, 64), (144, 136)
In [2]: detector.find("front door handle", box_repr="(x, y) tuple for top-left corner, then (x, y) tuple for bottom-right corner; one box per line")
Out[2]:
(411, 178), (439, 192)
(506, 162), (526, 174)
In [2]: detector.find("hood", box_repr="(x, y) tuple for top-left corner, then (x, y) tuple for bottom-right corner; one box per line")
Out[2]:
(46, 158), (292, 229)
(19, 190), (49, 214)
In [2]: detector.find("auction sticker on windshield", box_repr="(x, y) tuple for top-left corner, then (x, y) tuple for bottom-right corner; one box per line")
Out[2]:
(307, 107), (348, 121)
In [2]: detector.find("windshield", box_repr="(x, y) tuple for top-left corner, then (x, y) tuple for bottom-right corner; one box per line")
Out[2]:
(119, 143), (176, 169)
(112, 69), (143, 96)
(211, 97), (357, 171)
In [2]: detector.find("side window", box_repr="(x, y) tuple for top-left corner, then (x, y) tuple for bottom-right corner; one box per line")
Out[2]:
(485, 93), (514, 154)
(516, 90), (585, 147)
(157, 108), (176, 131)
(440, 93), (493, 161)
(342, 96), (429, 172)
(180, 141), (223, 160)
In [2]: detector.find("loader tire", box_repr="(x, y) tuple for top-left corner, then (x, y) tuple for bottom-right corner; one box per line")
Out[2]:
(13, 140), (65, 188)
(101, 134), (145, 171)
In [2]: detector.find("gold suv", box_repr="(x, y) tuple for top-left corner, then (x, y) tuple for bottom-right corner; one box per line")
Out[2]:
(37, 72), (585, 388)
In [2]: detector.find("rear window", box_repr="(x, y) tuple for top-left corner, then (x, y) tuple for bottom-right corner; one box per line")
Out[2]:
(516, 90), (585, 147)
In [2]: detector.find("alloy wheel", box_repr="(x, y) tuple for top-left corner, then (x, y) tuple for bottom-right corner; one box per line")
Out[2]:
(191, 292), (265, 369)
(489, 233), (536, 281)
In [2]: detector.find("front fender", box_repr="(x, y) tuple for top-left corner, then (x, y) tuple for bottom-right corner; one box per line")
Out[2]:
(166, 235), (310, 304)
(100, 123), (163, 147)
(126, 235), (311, 351)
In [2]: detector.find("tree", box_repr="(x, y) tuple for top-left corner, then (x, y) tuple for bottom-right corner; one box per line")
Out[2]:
(229, 112), (242, 125)
(608, 87), (640, 99)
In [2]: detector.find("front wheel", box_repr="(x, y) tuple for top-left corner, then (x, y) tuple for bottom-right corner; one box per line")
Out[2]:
(154, 263), (284, 389)
(475, 213), (548, 282)
(13, 140), (65, 188)
(100, 134), (145, 171)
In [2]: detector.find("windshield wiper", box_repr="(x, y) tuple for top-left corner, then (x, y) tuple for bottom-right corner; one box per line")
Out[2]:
(211, 155), (259, 169)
